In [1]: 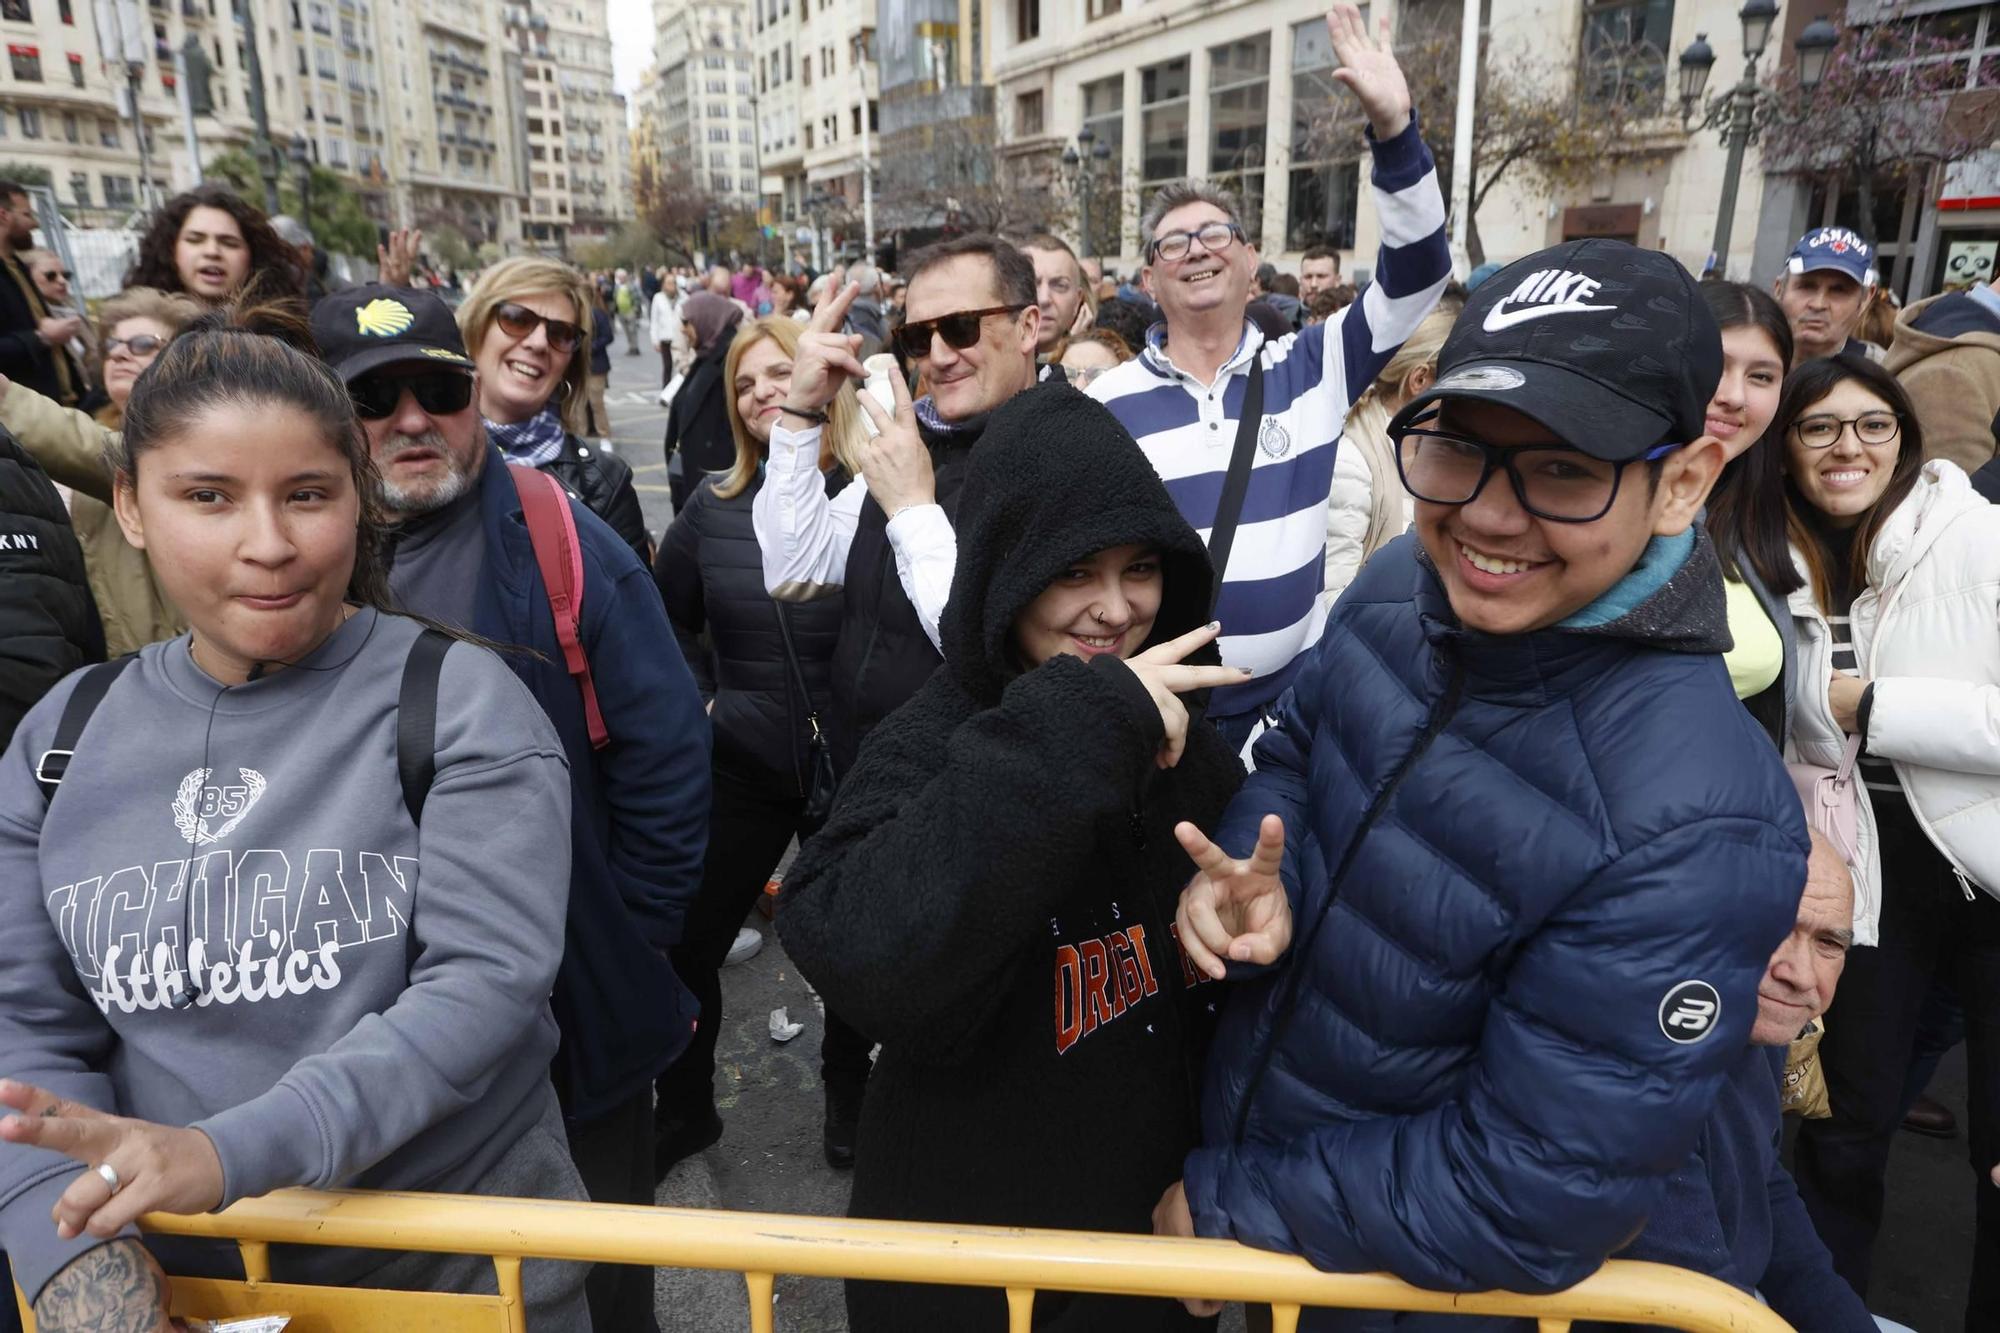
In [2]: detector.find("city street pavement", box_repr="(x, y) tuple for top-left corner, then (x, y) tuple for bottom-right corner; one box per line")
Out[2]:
(604, 341), (1971, 1332)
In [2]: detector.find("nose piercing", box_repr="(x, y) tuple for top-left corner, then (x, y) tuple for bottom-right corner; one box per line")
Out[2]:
(1094, 610), (1108, 625)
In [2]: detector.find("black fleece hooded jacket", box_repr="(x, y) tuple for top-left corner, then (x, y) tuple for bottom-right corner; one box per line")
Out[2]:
(778, 385), (1245, 1333)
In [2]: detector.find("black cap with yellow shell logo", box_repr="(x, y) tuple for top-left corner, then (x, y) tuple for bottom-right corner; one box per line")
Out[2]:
(310, 283), (477, 383)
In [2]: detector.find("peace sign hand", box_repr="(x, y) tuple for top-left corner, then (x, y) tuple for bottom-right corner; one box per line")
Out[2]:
(785, 279), (868, 416)
(1126, 622), (1254, 770)
(853, 358), (934, 518)
(0, 1079), (224, 1243)
(1326, 2), (1412, 140)
(1175, 814), (1293, 980)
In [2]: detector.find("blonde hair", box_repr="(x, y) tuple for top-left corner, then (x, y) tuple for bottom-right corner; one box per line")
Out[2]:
(713, 317), (866, 500)
(98, 286), (204, 344)
(1341, 306), (1457, 447)
(457, 256), (595, 435)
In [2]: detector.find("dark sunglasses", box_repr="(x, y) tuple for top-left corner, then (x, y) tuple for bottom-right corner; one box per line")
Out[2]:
(493, 301), (583, 353)
(891, 304), (1028, 360)
(348, 370), (476, 421)
(38, 268), (72, 281)
(103, 333), (166, 358)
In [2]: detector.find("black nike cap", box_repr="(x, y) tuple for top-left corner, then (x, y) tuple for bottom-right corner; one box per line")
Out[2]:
(311, 283), (476, 383)
(1388, 239), (1723, 462)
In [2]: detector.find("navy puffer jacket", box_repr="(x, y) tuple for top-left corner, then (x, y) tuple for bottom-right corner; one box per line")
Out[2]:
(1185, 532), (1806, 1329)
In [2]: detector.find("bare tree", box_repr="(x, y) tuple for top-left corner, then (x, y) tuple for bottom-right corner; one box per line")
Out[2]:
(879, 114), (1074, 237)
(1758, 6), (2000, 286)
(632, 158), (721, 265)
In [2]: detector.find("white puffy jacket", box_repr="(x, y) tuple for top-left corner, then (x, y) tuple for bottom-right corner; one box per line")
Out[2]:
(1325, 425), (1409, 603)
(1787, 459), (2000, 945)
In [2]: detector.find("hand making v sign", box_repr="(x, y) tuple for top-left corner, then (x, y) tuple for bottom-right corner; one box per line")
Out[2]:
(1175, 813), (1293, 981)
(1125, 622), (1255, 771)
(782, 278), (869, 423)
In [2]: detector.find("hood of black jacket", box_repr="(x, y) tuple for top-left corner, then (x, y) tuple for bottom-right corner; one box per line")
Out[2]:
(941, 382), (1216, 705)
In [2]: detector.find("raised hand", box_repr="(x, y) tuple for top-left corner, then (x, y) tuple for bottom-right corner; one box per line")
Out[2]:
(1175, 813), (1292, 979)
(785, 279), (868, 416)
(853, 355), (933, 518)
(1125, 622), (1255, 770)
(0, 1079), (223, 1242)
(377, 227), (424, 287)
(1327, 2), (1412, 140)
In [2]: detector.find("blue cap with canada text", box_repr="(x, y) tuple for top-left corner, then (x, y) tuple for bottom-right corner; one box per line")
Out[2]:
(1387, 239), (1722, 463)
(1787, 226), (1878, 288)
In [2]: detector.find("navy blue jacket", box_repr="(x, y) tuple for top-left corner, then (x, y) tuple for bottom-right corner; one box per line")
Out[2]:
(470, 450), (710, 1123)
(1605, 1046), (1873, 1332)
(1186, 533), (1806, 1328)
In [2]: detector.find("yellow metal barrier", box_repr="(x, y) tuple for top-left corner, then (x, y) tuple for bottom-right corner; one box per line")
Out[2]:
(9, 1188), (1796, 1333)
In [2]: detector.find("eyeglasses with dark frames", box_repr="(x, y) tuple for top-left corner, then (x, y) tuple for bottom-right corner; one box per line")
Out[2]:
(1391, 421), (1682, 524)
(1147, 221), (1245, 264)
(1790, 411), (1902, 450)
(891, 304), (1029, 361)
(347, 370), (477, 421)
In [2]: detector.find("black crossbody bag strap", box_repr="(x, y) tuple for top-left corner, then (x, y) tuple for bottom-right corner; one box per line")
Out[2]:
(396, 628), (454, 826)
(772, 601), (823, 748)
(35, 655), (137, 803)
(1206, 354), (1265, 617)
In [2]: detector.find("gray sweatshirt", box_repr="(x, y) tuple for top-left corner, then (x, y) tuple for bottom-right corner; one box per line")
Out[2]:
(0, 607), (574, 1302)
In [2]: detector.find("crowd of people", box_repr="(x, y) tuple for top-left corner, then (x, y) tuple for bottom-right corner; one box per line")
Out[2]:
(0, 6), (1996, 1331)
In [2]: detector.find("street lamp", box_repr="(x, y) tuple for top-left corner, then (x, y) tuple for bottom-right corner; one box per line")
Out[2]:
(1061, 125), (1113, 259)
(1677, 3), (1837, 274)
(289, 133), (313, 228)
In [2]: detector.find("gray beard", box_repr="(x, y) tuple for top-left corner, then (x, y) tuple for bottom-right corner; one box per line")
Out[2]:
(376, 424), (485, 517)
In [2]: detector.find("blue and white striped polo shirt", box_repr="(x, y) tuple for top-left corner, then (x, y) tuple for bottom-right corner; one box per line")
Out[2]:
(1088, 121), (1450, 717)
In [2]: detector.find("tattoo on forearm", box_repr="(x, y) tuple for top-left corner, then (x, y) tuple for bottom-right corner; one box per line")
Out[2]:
(31, 1238), (167, 1333)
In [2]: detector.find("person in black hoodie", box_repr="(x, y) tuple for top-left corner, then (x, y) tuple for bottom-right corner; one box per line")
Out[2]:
(777, 384), (1246, 1333)
(652, 315), (863, 1173)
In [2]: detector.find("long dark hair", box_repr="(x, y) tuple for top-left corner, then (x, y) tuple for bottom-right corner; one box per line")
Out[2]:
(1725, 354), (1927, 607)
(124, 184), (305, 304)
(1702, 281), (1793, 584)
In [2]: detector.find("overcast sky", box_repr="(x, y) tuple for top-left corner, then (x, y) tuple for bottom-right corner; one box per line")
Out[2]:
(608, 0), (649, 106)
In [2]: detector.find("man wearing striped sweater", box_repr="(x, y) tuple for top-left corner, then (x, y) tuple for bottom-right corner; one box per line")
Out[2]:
(1087, 3), (1451, 753)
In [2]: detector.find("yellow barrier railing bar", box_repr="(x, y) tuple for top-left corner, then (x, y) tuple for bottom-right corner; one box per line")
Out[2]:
(109, 1188), (1795, 1333)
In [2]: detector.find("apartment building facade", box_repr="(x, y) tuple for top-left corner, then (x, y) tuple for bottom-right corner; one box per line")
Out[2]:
(644, 0), (758, 211)
(749, 0), (874, 243)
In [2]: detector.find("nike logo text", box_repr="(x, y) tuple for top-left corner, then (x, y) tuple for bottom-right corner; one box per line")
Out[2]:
(1482, 268), (1617, 333)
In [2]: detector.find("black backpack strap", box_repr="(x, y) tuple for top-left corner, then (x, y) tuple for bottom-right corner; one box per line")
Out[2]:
(396, 629), (453, 826)
(36, 655), (136, 803)
(1207, 354), (1266, 617)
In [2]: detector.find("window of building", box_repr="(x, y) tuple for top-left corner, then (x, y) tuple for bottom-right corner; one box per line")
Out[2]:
(68, 170), (86, 204)
(804, 122), (813, 149)
(801, 53), (810, 84)
(98, 117), (118, 146)
(1139, 57), (1189, 192)
(59, 0), (72, 23)
(1015, 0), (1037, 42)
(1208, 34), (1268, 245)
(61, 110), (76, 141)
(1580, 0), (1674, 108)
(1015, 88), (1042, 136)
(1080, 74), (1122, 163)
(66, 51), (81, 86)
(1087, 0), (1119, 17)
(1286, 17), (1359, 251)
(104, 174), (135, 206)
(0, 0), (29, 22)
(17, 106), (40, 137)
(9, 44), (41, 81)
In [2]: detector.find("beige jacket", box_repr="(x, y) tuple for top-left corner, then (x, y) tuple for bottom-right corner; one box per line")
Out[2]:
(1884, 291), (2000, 475)
(0, 383), (183, 655)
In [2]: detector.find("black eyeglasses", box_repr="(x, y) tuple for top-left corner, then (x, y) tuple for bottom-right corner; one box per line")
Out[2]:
(1147, 221), (1245, 264)
(891, 304), (1028, 361)
(493, 301), (583, 353)
(348, 370), (476, 421)
(103, 333), (166, 359)
(1791, 411), (1902, 450)
(38, 268), (71, 282)
(1392, 424), (1681, 523)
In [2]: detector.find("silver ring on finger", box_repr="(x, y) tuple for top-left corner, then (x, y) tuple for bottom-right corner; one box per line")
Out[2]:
(94, 1162), (122, 1196)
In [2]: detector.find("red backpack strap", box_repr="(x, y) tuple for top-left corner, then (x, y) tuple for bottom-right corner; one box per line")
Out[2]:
(509, 464), (611, 750)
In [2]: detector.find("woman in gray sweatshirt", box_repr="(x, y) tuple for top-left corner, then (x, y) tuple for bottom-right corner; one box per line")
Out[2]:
(0, 307), (591, 1331)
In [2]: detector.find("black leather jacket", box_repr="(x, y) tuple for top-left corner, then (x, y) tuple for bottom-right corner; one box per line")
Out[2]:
(539, 432), (651, 564)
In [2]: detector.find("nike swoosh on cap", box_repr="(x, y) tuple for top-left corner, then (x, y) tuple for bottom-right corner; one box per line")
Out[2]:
(1482, 300), (1618, 334)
